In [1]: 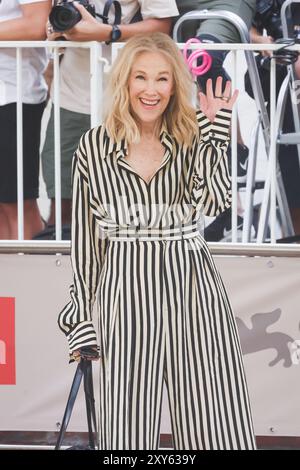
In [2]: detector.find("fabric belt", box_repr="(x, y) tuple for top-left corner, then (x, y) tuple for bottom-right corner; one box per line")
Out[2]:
(106, 224), (202, 242)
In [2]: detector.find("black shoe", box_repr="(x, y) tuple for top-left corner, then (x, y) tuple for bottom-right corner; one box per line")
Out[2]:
(204, 208), (244, 242)
(228, 143), (249, 184)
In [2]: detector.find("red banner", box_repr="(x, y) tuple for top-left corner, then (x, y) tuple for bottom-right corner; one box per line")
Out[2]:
(0, 297), (16, 385)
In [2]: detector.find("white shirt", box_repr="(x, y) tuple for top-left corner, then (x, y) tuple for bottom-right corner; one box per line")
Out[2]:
(0, 0), (48, 106)
(56, 0), (179, 114)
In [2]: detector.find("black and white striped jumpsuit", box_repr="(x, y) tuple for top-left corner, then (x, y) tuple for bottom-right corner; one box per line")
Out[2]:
(58, 109), (256, 450)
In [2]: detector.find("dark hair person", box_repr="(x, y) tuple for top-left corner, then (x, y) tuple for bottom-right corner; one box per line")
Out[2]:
(58, 32), (256, 450)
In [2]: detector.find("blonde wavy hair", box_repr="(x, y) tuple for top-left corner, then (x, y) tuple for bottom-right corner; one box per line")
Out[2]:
(104, 32), (198, 146)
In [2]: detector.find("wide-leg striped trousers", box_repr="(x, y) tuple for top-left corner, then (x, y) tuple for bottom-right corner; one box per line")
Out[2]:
(97, 235), (256, 450)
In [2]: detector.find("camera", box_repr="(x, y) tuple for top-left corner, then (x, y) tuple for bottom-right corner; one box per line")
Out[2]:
(49, 0), (96, 32)
(255, 0), (284, 40)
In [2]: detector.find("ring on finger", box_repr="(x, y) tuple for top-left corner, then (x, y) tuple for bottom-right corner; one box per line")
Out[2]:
(215, 95), (230, 102)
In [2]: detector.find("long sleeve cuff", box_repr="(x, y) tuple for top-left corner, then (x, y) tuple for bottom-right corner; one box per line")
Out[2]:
(197, 109), (232, 143)
(66, 320), (98, 355)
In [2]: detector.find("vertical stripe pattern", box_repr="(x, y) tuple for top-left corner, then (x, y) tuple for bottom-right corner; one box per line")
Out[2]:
(58, 109), (256, 449)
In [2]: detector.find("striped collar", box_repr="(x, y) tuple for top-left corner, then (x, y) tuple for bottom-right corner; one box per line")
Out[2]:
(102, 125), (175, 160)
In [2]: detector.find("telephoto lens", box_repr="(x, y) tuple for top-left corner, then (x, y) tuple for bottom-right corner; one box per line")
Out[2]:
(49, 0), (95, 32)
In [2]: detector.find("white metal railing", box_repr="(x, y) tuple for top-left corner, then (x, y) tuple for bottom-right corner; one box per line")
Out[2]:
(1, 40), (300, 251)
(1, 240), (300, 257)
(0, 40), (106, 241)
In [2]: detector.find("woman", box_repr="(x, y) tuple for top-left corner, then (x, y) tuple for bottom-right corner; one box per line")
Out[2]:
(58, 32), (256, 450)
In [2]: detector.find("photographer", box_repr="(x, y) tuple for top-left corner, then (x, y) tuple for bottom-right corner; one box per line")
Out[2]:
(248, 0), (300, 236)
(39, 0), (178, 233)
(0, 0), (51, 240)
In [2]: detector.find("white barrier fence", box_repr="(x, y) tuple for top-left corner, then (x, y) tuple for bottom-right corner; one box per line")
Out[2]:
(0, 40), (105, 241)
(0, 251), (300, 438)
(1, 40), (300, 243)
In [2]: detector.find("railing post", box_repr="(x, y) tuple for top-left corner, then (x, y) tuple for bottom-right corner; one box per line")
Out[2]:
(270, 57), (277, 243)
(16, 48), (24, 241)
(231, 50), (238, 242)
(53, 46), (62, 241)
(90, 41), (103, 127)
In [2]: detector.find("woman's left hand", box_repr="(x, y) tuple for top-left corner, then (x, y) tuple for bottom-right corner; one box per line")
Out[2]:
(198, 76), (239, 123)
(70, 346), (100, 362)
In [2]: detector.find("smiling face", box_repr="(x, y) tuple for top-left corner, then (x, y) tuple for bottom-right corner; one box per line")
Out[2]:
(128, 51), (174, 131)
